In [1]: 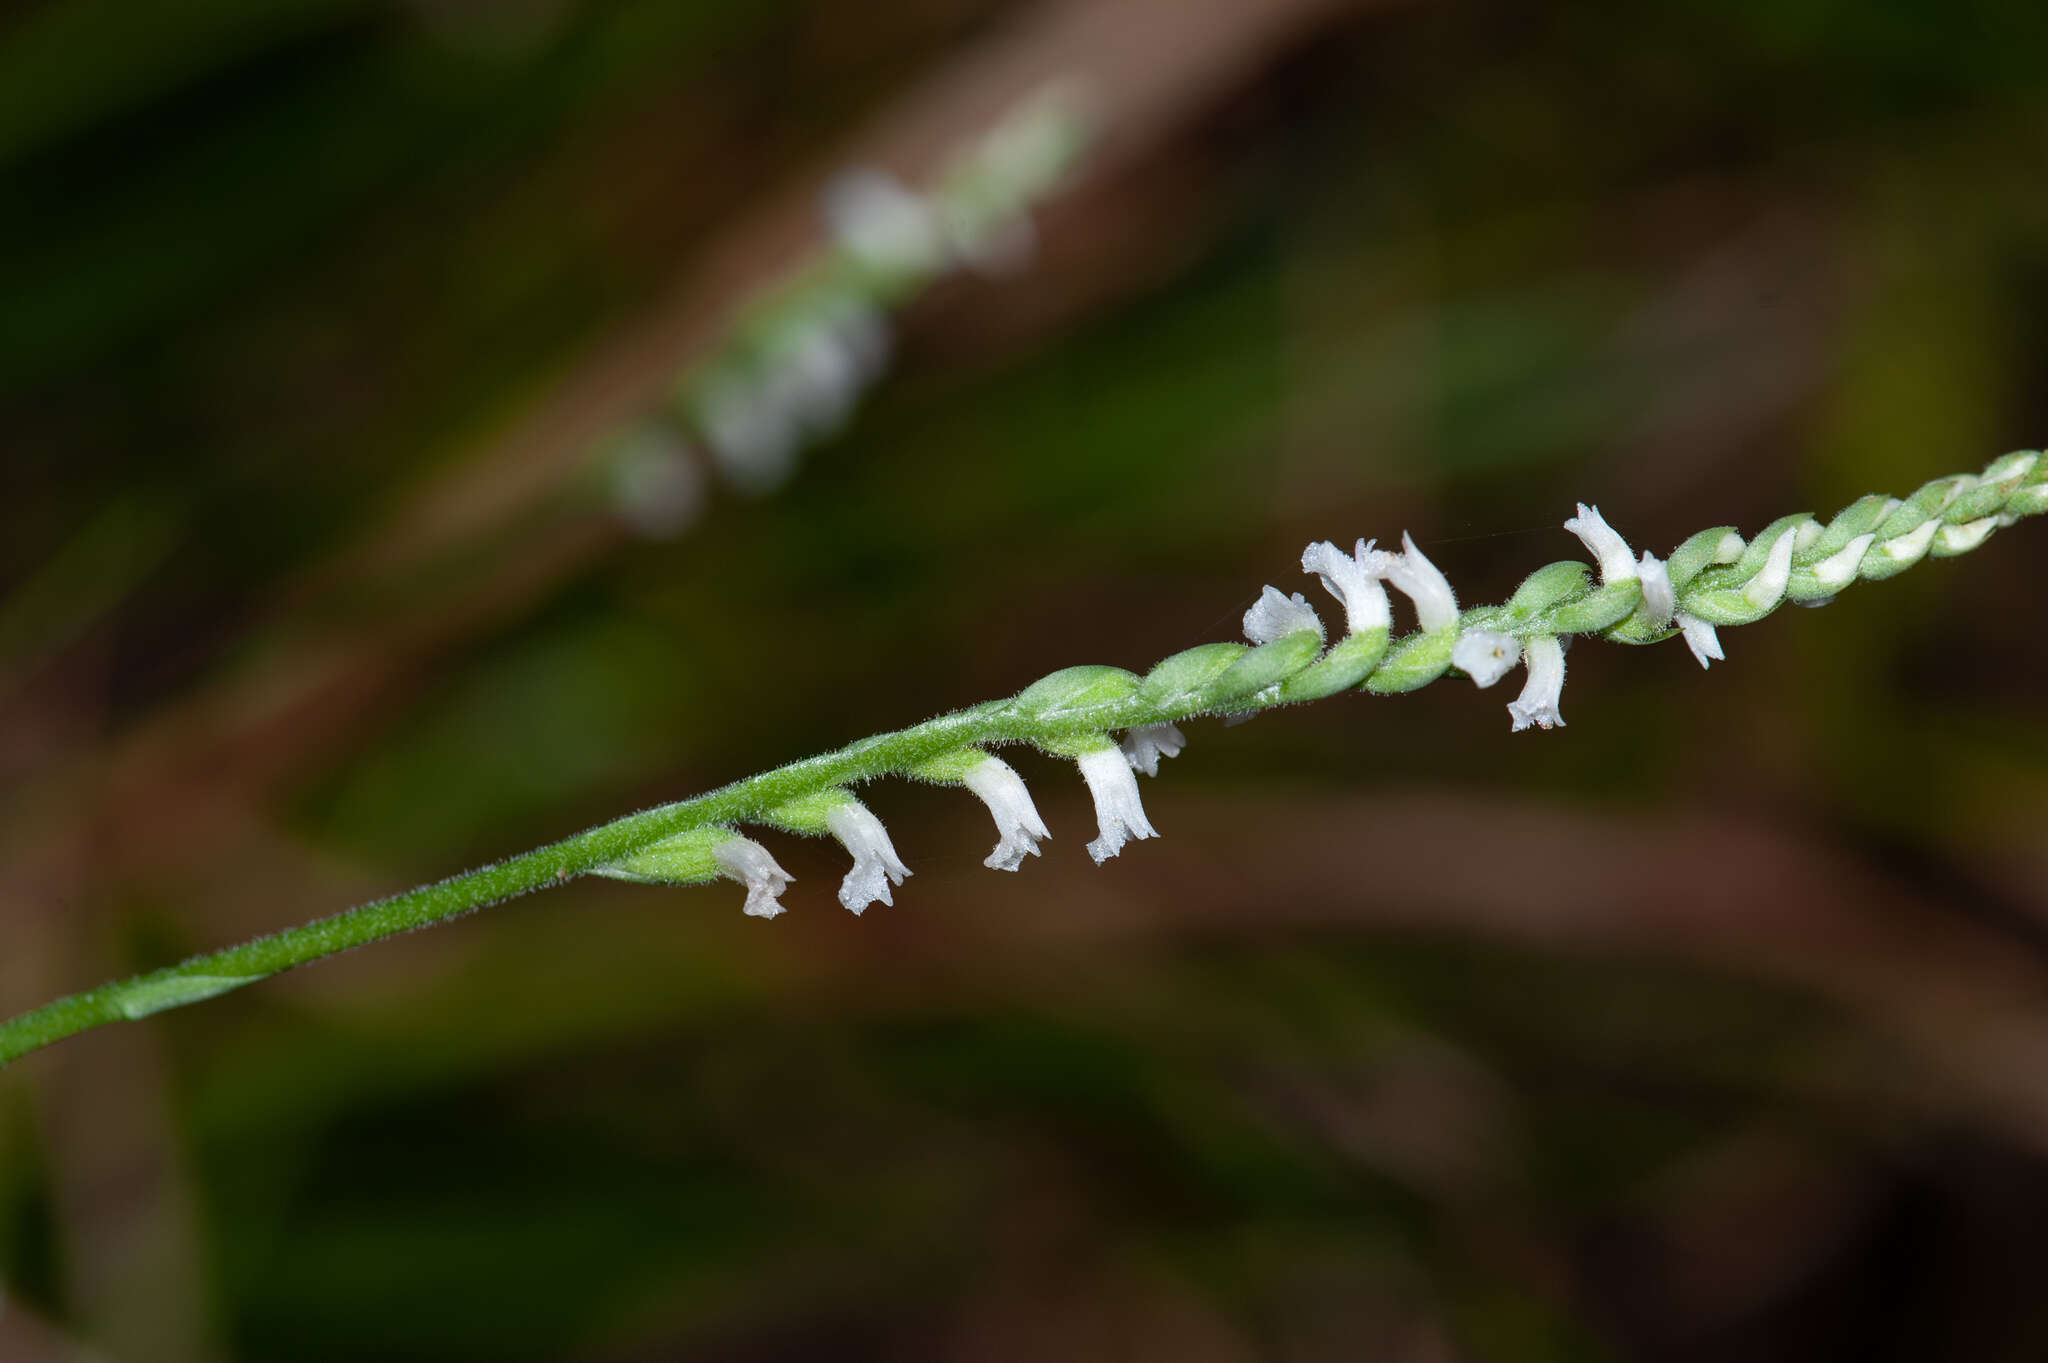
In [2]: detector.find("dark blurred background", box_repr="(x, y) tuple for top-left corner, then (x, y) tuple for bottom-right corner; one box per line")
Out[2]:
(4, 0), (2048, 1359)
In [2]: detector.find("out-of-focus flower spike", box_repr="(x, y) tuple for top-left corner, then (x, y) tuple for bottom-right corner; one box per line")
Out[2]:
(1121, 723), (1186, 778)
(713, 836), (797, 919)
(823, 802), (911, 913)
(1507, 635), (1567, 731)
(1564, 503), (1639, 583)
(1300, 538), (1392, 635)
(961, 755), (1050, 872)
(1378, 532), (1460, 633)
(1451, 629), (1521, 688)
(1676, 613), (1725, 669)
(1243, 586), (1325, 645)
(1077, 744), (1157, 864)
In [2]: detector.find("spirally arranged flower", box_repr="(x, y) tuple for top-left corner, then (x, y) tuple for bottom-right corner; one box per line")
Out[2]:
(713, 836), (796, 919)
(960, 753), (1051, 871)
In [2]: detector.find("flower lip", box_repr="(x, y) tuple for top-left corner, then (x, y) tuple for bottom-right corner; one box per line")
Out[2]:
(713, 835), (796, 919)
(823, 802), (911, 913)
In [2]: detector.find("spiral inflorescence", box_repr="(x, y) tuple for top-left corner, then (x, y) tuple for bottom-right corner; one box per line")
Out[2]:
(601, 450), (2046, 919)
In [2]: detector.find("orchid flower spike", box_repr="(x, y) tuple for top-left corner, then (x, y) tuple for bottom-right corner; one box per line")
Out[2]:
(823, 801), (911, 913)
(1077, 743), (1158, 864)
(960, 754), (1051, 872)
(1564, 503), (1639, 584)
(1376, 533), (1460, 633)
(1300, 538), (1392, 636)
(1121, 723), (1187, 778)
(1243, 586), (1324, 645)
(713, 836), (796, 919)
(1451, 629), (1522, 688)
(1507, 634), (1567, 731)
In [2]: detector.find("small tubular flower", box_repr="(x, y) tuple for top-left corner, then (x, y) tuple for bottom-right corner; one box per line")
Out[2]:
(1077, 743), (1158, 864)
(1300, 538), (1392, 635)
(1675, 612), (1724, 669)
(1451, 629), (1521, 688)
(961, 755), (1050, 872)
(1564, 503), (1638, 583)
(1377, 532), (1460, 633)
(1637, 551), (1675, 629)
(1243, 586), (1325, 645)
(823, 801), (911, 913)
(1506, 634), (1567, 731)
(1121, 722), (1187, 778)
(713, 836), (796, 919)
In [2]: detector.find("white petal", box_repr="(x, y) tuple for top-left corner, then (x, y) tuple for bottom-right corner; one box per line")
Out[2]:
(823, 802), (911, 914)
(1741, 526), (1800, 611)
(1881, 518), (1938, 563)
(1563, 503), (1638, 584)
(1811, 532), (1875, 587)
(1451, 629), (1521, 688)
(1637, 551), (1675, 628)
(961, 756), (1050, 872)
(1300, 538), (1392, 635)
(1712, 531), (1746, 564)
(1243, 585), (1325, 645)
(1078, 744), (1157, 864)
(1937, 517), (1997, 553)
(713, 836), (796, 920)
(1676, 611), (1724, 669)
(1379, 532), (1461, 633)
(1121, 723), (1187, 778)
(1506, 634), (1567, 732)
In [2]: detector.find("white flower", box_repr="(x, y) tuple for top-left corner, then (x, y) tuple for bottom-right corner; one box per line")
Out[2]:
(1375, 532), (1460, 633)
(1675, 612), (1724, 669)
(1741, 525), (1800, 611)
(1451, 629), (1521, 688)
(1077, 744), (1158, 864)
(1637, 551), (1675, 629)
(1506, 634), (1567, 732)
(713, 836), (796, 919)
(1564, 503), (1638, 583)
(823, 801), (911, 913)
(823, 168), (946, 274)
(1300, 538), (1392, 635)
(1242, 585), (1324, 645)
(1121, 722), (1187, 777)
(961, 755), (1051, 871)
